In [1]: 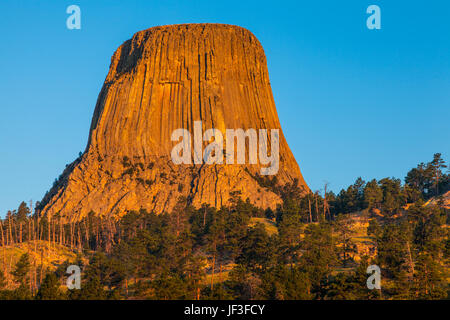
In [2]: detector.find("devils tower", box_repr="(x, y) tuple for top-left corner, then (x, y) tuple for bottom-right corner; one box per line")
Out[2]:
(39, 24), (308, 220)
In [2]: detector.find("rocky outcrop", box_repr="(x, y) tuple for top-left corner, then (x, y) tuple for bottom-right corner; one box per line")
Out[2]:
(40, 24), (309, 220)
(426, 190), (450, 209)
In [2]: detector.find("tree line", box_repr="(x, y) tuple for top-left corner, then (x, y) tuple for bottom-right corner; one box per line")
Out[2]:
(0, 153), (448, 299)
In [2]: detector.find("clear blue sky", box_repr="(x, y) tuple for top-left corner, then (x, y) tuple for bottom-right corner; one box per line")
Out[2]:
(0, 0), (449, 216)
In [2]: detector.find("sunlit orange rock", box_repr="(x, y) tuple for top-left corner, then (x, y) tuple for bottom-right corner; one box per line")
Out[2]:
(39, 24), (308, 220)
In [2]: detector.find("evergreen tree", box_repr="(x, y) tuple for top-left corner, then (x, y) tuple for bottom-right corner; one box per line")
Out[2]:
(227, 264), (263, 300)
(336, 178), (365, 213)
(16, 201), (30, 222)
(236, 223), (274, 271)
(69, 276), (107, 300)
(299, 223), (337, 297)
(334, 214), (357, 267)
(0, 270), (6, 290)
(12, 253), (30, 287)
(150, 273), (188, 300)
(349, 256), (381, 299)
(367, 218), (382, 238)
(260, 265), (311, 300)
(320, 273), (357, 300)
(277, 213), (303, 264)
(379, 178), (405, 215)
(405, 163), (430, 199)
(413, 253), (447, 299)
(363, 179), (383, 211)
(376, 223), (412, 298)
(427, 153), (447, 196)
(36, 273), (63, 300)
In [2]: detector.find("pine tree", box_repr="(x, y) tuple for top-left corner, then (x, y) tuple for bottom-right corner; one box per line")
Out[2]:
(379, 178), (405, 215)
(12, 253), (30, 287)
(16, 202), (30, 222)
(427, 153), (447, 196)
(12, 253), (32, 299)
(236, 223), (274, 271)
(405, 163), (430, 199)
(367, 218), (382, 238)
(413, 252), (447, 299)
(277, 213), (303, 264)
(349, 256), (381, 299)
(35, 273), (63, 300)
(83, 276), (108, 300)
(376, 223), (412, 298)
(363, 179), (383, 211)
(260, 265), (311, 300)
(299, 223), (337, 297)
(334, 214), (357, 267)
(0, 269), (6, 290)
(227, 264), (263, 300)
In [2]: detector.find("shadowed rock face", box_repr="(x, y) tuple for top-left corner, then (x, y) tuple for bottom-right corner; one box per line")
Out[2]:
(40, 24), (308, 220)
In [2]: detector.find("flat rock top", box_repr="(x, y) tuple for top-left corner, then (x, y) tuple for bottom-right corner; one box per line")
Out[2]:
(136, 23), (255, 33)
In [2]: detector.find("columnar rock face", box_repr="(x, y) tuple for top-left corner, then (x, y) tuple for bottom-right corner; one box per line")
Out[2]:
(40, 24), (308, 220)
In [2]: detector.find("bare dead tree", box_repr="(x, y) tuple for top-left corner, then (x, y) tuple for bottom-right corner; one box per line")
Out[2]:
(323, 182), (330, 221)
(0, 221), (4, 247)
(8, 214), (13, 245)
(308, 193), (313, 223)
(315, 191), (319, 222)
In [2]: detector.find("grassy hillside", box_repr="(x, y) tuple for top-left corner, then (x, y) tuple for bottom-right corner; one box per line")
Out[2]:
(0, 240), (79, 289)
